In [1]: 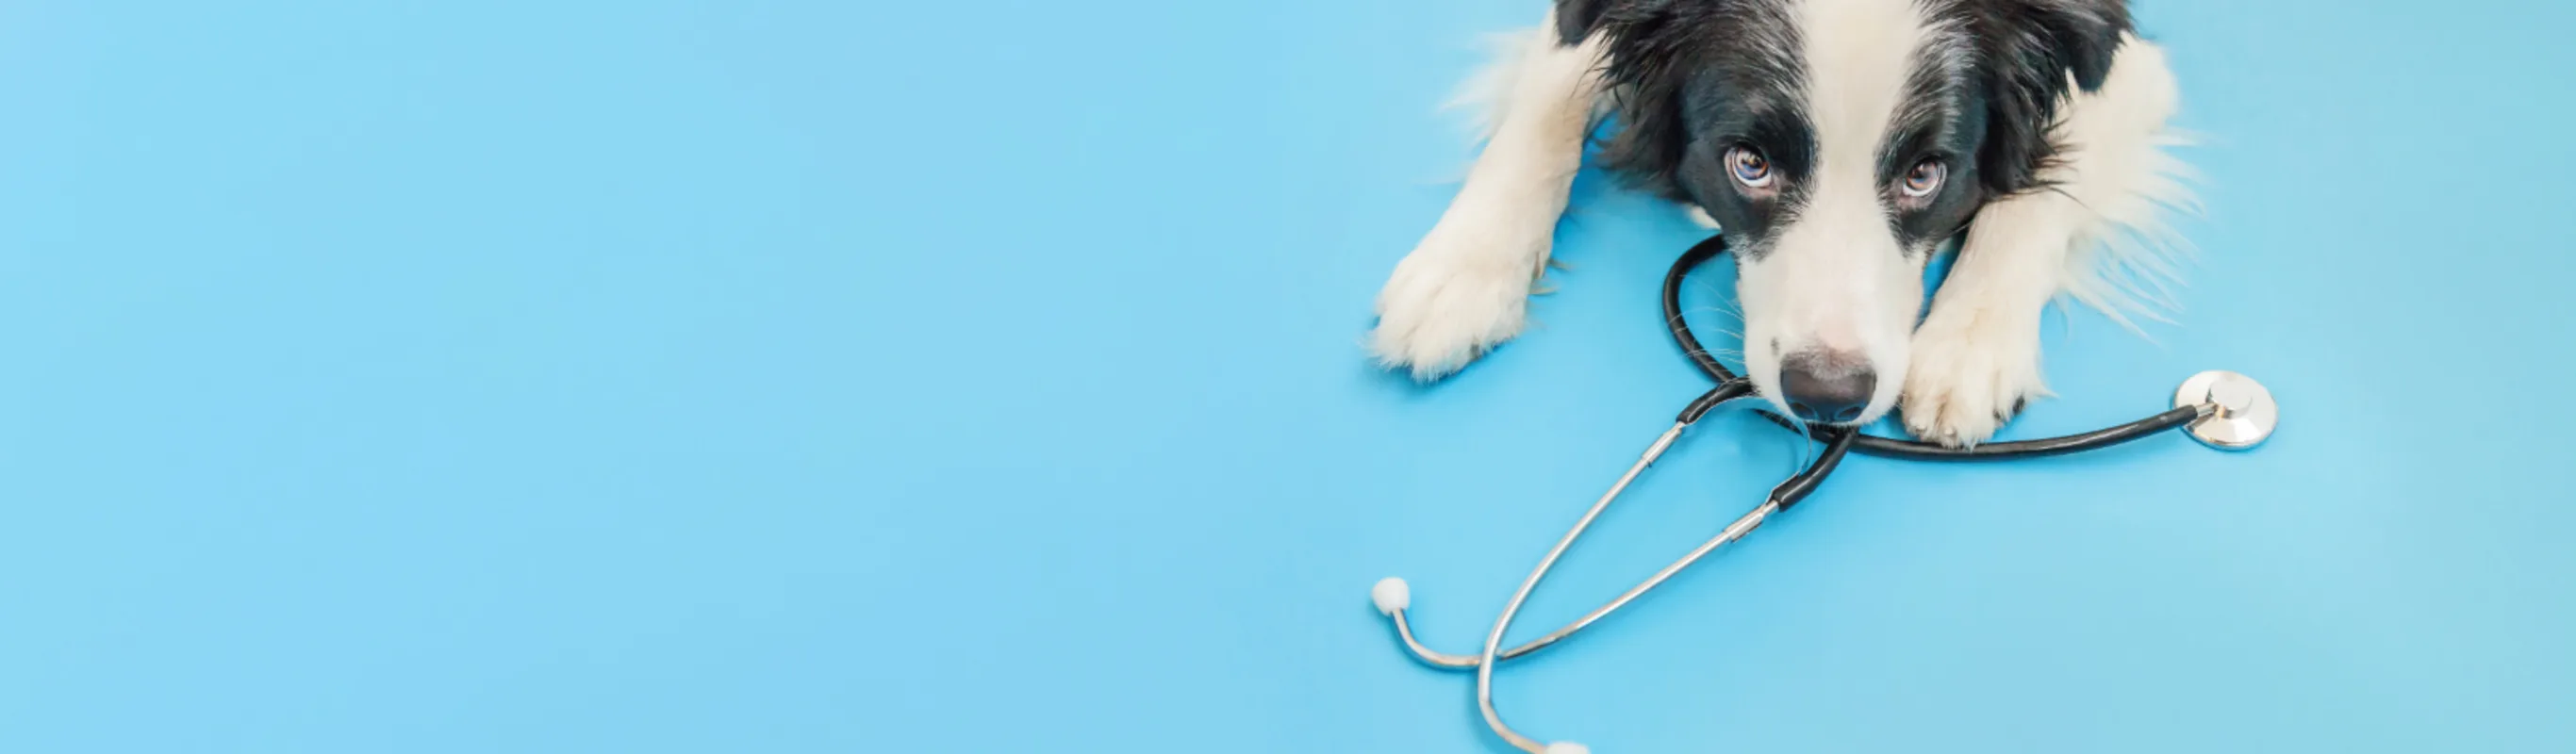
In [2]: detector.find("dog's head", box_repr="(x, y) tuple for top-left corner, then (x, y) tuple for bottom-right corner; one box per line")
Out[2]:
(1571, 0), (2128, 424)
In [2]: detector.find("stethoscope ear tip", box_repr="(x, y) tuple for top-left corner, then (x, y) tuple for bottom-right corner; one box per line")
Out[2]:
(1545, 743), (1591, 754)
(1371, 578), (1412, 615)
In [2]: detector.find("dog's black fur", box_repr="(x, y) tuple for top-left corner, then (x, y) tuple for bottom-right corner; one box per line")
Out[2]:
(1365, 0), (2176, 441)
(1555, 0), (2131, 257)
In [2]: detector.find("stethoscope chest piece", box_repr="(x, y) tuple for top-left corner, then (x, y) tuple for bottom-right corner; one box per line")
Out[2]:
(2175, 369), (2278, 451)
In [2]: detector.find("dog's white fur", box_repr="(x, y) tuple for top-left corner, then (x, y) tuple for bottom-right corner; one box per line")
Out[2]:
(1738, 0), (1953, 424)
(1371, 24), (1608, 380)
(1372, 4), (2189, 447)
(1904, 38), (2187, 444)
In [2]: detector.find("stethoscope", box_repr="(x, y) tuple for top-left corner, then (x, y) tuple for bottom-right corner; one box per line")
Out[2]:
(1368, 234), (2278, 754)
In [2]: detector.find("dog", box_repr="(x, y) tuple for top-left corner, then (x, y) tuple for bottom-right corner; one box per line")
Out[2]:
(1369, 0), (2191, 447)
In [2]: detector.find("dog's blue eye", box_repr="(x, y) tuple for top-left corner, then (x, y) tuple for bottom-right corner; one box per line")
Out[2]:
(1727, 147), (1774, 188)
(1901, 159), (1945, 198)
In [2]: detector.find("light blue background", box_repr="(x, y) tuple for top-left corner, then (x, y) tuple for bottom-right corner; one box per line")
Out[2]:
(2, 1), (2569, 751)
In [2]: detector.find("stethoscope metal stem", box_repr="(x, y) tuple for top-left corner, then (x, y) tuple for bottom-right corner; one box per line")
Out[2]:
(1383, 497), (1777, 670)
(1474, 419), (1693, 753)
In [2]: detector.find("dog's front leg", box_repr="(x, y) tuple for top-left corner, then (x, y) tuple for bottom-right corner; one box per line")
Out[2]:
(1902, 189), (2076, 447)
(1370, 25), (1608, 381)
(1904, 38), (2187, 446)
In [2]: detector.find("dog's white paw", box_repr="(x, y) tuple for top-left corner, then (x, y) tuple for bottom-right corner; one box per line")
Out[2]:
(1369, 222), (1548, 381)
(1902, 308), (2049, 448)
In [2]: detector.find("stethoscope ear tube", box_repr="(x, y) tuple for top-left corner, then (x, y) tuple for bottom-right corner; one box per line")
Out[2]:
(1377, 385), (1849, 676)
(1678, 381), (1755, 423)
(1771, 428), (1858, 510)
(1455, 385), (1842, 754)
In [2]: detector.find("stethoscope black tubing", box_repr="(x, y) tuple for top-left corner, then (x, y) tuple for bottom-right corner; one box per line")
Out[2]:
(1661, 234), (2204, 468)
(1675, 378), (1854, 512)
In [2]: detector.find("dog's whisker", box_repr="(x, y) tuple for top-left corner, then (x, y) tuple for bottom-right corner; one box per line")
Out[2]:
(1676, 304), (1745, 322)
(1682, 282), (1746, 318)
(1679, 344), (1745, 361)
(1675, 306), (1748, 341)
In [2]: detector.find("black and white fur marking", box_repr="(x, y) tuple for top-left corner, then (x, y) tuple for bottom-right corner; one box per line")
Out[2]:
(1370, 0), (2190, 447)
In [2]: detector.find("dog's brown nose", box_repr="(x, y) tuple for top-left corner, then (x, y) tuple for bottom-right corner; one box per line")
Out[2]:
(1780, 350), (1875, 424)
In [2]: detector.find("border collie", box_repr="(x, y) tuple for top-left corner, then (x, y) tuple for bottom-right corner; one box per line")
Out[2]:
(1369, 0), (2191, 447)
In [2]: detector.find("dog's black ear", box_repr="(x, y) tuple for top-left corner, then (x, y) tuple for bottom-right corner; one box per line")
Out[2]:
(1973, 0), (2132, 194)
(1586, 0), (1700, 199)
(1556, 0), (1666, 44)
(1556, 0), (1610, 44)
